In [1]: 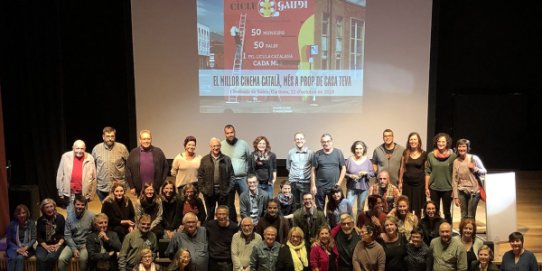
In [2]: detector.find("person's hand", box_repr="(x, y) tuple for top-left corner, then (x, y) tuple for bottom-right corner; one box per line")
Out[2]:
(454, 198), (460, 207)
(425, 188), (431, 198)
(130, 188), (137, 196)
(398, 182), (403, 191)
(166, 230), (174, 239)
(468, 162), (475, 172)
(98, 231), (109, 241)
(310, 185), (317, 195)
(128, 226), (134, 233)
(371, 216), (380, 226)
(108, 251), (115, 256)
(73, 249), (80, 258)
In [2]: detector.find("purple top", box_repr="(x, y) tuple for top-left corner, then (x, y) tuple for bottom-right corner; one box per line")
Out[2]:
(139, 149), (154, 186)
(345, 156), (375, 191)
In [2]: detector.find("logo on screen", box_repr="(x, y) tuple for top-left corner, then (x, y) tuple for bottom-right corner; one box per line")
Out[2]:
(259, 0), (280, 17)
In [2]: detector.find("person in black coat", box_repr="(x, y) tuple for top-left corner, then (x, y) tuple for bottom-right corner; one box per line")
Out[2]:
(276, 227), (311, 271)
(87, 213), (122, 271)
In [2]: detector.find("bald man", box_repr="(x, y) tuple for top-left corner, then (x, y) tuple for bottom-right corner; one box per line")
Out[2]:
(430, 222), (467, 271)
(197, 138), (235, 221)
(56, 139), (96, 207)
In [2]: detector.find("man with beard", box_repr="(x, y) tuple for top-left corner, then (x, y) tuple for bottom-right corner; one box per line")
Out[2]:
(372, 129), (405, 186)
(206, 205), (239, 271)
(92, 126), (129, 201)
(250, 226), (281, 271)
(239, 174), (269, 225)
(255, 199), (290, 244)
(126, 129), (169, 195)
(58, 195), (95, 271)
(369, 170), (401, 213)
(118, 214), (158, 271)
(165, 212), (209, 271)
(221, 124), (251, 222)
(293, 193), (326, 244)
(57, 139), (96, 208)
(231, 217), (262, 271)
(430, 222), (467, 271)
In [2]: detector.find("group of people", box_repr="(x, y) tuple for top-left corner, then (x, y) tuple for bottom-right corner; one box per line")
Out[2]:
(5, 126), (539, 271)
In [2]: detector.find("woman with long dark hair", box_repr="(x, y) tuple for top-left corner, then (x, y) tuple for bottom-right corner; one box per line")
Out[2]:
(134, 183), (163, 238)
(101, 181), (136, 241)
(248, 136), (277, 196)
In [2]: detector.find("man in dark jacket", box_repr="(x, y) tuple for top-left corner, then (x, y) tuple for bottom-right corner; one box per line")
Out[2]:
(198, 137), (235, 221)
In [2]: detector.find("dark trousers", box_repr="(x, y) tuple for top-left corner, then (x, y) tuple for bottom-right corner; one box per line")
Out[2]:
(209, 259), (233, 271)
(204, 194), (228, 221)
(36, 245), (64, 270)
(290, 181), (310, 206)
(430, 189), (453, 224)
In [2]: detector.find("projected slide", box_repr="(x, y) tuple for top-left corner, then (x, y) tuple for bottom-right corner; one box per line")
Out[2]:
(197, 0), (366, 113)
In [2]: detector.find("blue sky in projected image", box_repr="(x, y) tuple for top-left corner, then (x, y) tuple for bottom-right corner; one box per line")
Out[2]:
(197, 0), (224, 35)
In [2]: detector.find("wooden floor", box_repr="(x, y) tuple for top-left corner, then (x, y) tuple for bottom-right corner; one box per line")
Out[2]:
(73, 170), (542, 263)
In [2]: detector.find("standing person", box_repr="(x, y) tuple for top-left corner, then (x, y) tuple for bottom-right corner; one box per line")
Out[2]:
(248, 136), (277, 197)
(101, 181), (136, 241)
(293, 193), (327, 245)
(310, 226), (339, 271)
(92, 126), (129, 201)
(118, 214), (158, 271)
(35, 199), (66, 271)
(398, 132), (427, 218)
(345, 140), (374, 214)
(372, 129), (405, 186)
(133, 183), (164, 238)
(126, 129), (169, 196)
(352, 224), (386, 271)
(249, 226), (281, 271)
(86, 213), (122, 271)
(206, 205), (239, 271)
(239, 174), (269, 225)
(221, 124), (251, 223)
(255, 199), (290, 244)
(325, 186), (352, 228)
(500, 232), (539, 271)
(6, 204), (36, 271)
(369, 170), (400, 214)
(56, 139), (96, 207)
(430, 222), (467, 271)
(419, 200), (444, 246)
(331, 213), (360, 271)
(58, 195), (96, 271)
(452, 139), (487, 221)
(404, 227), (432, 271)
(170, 136), (202, 192)
(198, 137), (235, 221)
(311, 133), (346, 210)
(286, 132), (313, 205)
(231, 217), (263, 271)
(276, 227), (310, 271)
(425, 132), (457, 224)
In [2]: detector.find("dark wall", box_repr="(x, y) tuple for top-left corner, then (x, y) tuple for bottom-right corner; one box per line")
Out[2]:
(429, 1), (542, 170)
(0, 1), (136, 199)
(1, 1), (541, 201)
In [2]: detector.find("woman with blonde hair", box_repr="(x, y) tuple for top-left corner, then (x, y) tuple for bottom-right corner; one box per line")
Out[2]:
(133, 248), (161, 271)
(167, 248), (195, 271)
(470, 245), (498, 271)
(277, 227), (310, 271)
(35, 198), (66, 270)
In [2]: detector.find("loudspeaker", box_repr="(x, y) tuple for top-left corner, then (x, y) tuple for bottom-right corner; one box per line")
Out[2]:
(9, 185), (40, 220)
